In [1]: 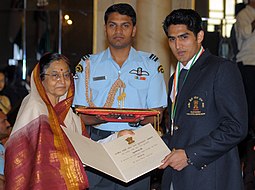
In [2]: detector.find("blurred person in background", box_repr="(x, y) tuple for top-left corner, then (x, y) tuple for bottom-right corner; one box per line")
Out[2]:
(0, 109), (12, 189)
(0, 71), (11, 114)
(235, 1), (255, 188)
(4, 65), (29, 126)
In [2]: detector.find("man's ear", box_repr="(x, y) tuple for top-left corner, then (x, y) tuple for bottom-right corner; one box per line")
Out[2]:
(197, 30), (204, 43)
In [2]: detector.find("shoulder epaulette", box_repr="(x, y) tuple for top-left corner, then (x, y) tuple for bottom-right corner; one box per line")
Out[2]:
(81, 54), (90, 61)
(75, 62), (83, 73)
(149, 54), (159, 62)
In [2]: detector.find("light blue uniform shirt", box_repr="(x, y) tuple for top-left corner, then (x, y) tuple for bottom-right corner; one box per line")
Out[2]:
(73, 47), (167, 131)
(0, 144), (5, 175)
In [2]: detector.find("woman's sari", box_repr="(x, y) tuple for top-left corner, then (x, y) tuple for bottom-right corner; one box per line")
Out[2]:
(5, 64), (89, 189)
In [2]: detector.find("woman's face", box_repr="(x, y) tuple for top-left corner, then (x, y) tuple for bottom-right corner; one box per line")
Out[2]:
(0, 73), (5, 91)
(42, 60), (71, 104)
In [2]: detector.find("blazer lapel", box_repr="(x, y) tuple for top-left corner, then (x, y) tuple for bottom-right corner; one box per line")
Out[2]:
(174, 50), (211, 121)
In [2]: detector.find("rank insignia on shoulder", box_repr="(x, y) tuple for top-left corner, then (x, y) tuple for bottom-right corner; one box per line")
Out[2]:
(81, 54), (90, 61)
(149, 54), (159, 62)
(75, 63), (83, 73)
(158, 65), (164, 73)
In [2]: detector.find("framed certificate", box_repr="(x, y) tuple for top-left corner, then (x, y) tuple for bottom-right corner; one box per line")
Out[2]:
(75, 107), (160, 123)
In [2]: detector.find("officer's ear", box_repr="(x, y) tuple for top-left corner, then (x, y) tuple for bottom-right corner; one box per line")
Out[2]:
(104, 24), (106, 36)
(132, 25), (136, 37)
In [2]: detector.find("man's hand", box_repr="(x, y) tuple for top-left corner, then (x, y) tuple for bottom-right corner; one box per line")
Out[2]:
(159, 149), (189, 171)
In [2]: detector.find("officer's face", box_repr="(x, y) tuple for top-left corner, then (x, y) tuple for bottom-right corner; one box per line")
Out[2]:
(105, 12), (136, 49)
(167, 24), (203, 66)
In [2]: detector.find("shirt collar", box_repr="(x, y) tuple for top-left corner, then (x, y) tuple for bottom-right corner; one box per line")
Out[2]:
(101, 47), (142, 63)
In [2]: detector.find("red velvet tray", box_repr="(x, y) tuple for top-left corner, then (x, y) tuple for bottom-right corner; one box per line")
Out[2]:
(75, 107), (160, 122)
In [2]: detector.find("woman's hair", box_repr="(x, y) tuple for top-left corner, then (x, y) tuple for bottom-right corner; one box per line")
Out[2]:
(163, 9), (203, 37)
(104, 3), (136, 26)
(39, 53), (70, 81)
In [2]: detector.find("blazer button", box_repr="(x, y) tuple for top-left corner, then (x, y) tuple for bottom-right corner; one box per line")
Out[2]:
(174, 126), (179, 131)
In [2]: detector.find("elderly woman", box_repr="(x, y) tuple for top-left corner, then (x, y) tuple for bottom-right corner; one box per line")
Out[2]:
(4, 53), (89, 189)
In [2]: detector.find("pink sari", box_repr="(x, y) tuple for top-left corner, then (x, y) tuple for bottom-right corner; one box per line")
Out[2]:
(5, 64), (89, 189)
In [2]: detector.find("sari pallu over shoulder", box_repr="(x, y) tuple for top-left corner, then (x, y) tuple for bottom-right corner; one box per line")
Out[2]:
(5, 64), (89, 190)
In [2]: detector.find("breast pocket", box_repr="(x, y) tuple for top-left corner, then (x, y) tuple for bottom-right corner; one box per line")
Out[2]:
(127, 77), (149, 92)
(90, 77), (111, 96)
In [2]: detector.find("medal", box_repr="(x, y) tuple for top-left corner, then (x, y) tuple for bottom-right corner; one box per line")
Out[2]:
(171, 121), (174, 136)
(170, 47), (204, 136)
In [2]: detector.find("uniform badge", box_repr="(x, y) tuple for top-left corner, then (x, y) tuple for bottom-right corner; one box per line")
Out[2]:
(81, 54), (90, 61)
(158, 65), (164, 73)
(129, 67), (149, 80)
(75, 63), (83, 73)
(149, 54), (159, 62)
(186, 96), (206, 116)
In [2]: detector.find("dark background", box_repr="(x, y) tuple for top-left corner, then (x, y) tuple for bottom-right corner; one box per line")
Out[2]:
(0, 0), (93, 74)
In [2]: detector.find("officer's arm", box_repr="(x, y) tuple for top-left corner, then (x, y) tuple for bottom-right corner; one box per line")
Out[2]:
(139, 107), (164, 126)
(80, 114), (107, 126)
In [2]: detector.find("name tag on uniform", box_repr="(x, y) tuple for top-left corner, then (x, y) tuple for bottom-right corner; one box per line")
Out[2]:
(93, 76), (106, 81)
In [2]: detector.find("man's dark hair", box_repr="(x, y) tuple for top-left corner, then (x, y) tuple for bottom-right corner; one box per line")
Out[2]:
(104, 3), (136, 26)
(162, 9), (203, 37)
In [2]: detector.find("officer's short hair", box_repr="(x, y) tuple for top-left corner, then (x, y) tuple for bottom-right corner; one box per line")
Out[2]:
(104, 3), (136, 26)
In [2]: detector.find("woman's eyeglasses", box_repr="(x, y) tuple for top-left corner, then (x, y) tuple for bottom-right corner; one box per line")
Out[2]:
(43, 72), (72, 81)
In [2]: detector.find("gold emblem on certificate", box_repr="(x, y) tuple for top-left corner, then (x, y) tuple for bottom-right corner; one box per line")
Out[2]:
(125, 137), (135, 144)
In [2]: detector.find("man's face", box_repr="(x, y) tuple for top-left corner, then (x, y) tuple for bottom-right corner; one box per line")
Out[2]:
(0, 111), (11, 140)
(167, 24), (204, 66)
(105, 12), (136, 49)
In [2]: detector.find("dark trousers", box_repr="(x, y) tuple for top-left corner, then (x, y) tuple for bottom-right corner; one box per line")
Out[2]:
(86, 127), (151, 190)
(238, 64), (255, 136)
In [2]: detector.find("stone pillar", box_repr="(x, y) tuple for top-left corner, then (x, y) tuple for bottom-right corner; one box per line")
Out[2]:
(171, 0), (194, 9)
(136, 0), (172, 84)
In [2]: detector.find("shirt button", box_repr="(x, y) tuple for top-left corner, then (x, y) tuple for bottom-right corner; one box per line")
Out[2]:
(174, 126), (179, 130)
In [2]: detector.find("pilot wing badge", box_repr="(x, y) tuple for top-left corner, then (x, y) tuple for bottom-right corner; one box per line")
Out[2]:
(129, 67), (149, 80)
